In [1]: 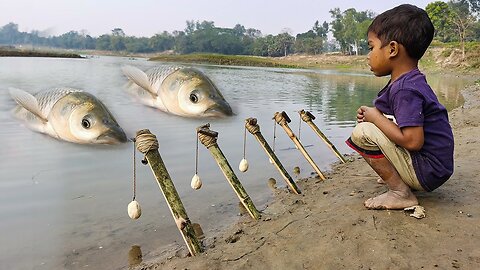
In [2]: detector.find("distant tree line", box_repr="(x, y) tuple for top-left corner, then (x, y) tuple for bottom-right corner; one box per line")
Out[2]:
(426, 0), (480, 58)
(0, 0), (478, 57)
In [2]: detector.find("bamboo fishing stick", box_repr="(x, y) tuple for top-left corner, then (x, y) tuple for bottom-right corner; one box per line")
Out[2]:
(244, 118), (301, 194)
(299, 109), (347, 163)
(196, 124), (261, 220)
(273, 111), (326, 180)
(135, 129), (203, 256)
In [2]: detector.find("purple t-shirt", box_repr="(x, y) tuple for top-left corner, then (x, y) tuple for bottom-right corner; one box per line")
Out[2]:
(374, 68), (454, 191)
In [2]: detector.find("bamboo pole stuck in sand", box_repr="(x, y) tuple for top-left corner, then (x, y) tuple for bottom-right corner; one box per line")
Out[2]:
(135, 129), (203, 256)
(196, 124), (261, 220)
(273, 111), (326, 180)
(299, 109), (347, 164)
(245, 118), (301, 194)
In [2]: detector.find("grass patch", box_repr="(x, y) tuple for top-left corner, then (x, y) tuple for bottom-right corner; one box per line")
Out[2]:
(149, 53), (300, 68)
(0, 48), (83, 58)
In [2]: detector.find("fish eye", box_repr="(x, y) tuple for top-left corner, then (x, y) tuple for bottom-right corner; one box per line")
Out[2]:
(189, 93), (199, 103)
(81, 118), (91, 129)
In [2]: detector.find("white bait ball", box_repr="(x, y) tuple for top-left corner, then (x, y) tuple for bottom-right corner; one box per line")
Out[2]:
(128, 200), (142, 219)
(239, 158), (249, 172)
(191, 174), (202, 190)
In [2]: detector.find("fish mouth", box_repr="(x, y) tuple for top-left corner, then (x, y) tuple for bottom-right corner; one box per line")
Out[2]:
(204, 100), (233, 117)
(96, 126), (128, 144)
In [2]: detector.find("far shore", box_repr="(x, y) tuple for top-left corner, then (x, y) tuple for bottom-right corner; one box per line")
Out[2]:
(0, 47), (83, 58)
(2, 46), (479, 77)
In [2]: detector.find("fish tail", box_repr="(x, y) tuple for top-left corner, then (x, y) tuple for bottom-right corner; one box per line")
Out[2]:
(121, 65), (156, 96)
(9, 87), (47, 122)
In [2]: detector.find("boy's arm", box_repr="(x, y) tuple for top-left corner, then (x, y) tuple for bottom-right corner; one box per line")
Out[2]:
(359, 106), (424, 151)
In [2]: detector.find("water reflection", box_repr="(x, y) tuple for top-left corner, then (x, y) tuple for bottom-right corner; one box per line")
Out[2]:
(296, 71), (467, 126)
(128, 245), (142, 267)
(267, 178), (277, 191)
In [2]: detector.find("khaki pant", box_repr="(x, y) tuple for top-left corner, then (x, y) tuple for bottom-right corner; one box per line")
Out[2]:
(349, 122), (423, 191)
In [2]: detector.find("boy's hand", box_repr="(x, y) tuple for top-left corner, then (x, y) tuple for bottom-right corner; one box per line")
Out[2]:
(357, 107), (365, 123)
(359, 106), (383, 124)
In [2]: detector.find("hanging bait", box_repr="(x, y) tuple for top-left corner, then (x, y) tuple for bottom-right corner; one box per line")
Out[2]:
(239, 125), (249, 172)
(128, 200), (142, 219)
(239, 158), (249, 172)
(191, 173), (202, 190)
(128, 138), (142, 220)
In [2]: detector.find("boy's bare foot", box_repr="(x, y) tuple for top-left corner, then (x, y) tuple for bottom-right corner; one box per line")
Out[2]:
(377, 178), (386, 184)
(364, 190), (418, 210)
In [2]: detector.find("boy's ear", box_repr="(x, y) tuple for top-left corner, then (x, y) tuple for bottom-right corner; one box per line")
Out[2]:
(388, 41), (399, 58)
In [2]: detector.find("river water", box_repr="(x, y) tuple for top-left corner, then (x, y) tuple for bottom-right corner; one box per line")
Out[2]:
(0, 56), (468, 269)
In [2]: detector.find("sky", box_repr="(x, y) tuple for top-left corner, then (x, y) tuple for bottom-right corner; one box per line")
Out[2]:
(0, 0), (434, 37)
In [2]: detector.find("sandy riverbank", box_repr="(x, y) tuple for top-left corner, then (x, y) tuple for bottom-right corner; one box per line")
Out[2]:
(132, 82), (480, 269)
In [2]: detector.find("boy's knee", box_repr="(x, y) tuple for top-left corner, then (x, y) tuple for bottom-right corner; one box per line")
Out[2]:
(351, 122), (378, 145)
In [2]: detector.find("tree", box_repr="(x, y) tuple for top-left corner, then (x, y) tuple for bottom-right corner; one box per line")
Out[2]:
(233, 24), (246, 37)
(173, 30), (191, 54)
(96, 34), (111, 50)
(149, 31), (174, 52)
(464, 0), (480, 14)
(449, 0), (478, 59)
(329, 8), (348, 53)
(427, 1), (454, 42)
(313, 20), (329, 38)
(277, 32), (295, 56)
(110, 28), (126, 51)
(252, 35), (269, 56)
(0, 22), (20, 44)
(124, 37), (151, 53)
(329, 8), (374, 55)
(295, 21), (326, 55)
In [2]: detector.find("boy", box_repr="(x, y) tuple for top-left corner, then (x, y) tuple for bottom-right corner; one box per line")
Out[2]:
(345, 4), (454, 210)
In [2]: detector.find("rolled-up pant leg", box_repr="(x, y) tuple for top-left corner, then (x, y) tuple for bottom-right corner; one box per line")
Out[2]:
(346, 122), (423, 191)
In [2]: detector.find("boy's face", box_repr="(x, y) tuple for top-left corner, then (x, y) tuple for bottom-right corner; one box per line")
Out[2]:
(367, 32), (392, 77)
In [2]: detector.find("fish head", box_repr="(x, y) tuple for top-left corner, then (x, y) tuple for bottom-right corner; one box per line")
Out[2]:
(51, 92), (128, 144)
(170, 68), (233, 117)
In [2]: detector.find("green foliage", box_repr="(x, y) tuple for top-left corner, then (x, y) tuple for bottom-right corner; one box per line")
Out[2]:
(441, 47), (453, 57)
(149, 53), (298, 68)
(295, 21), (329, 55)
(427, 1), (455, 42)
(0, 3), (478, 58)
(0, 47), (82, 58)
(329, 8), (374, 55)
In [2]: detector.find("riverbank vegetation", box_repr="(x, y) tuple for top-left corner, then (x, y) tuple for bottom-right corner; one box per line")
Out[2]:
(149, 54), (300, 68)
(0, 47), (83, 58)
(1, 1), (478, 58)
(150, 43), (480, 75)
(1, 1), (479, 74)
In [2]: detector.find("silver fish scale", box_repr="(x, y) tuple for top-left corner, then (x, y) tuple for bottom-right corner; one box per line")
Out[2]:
(145, 66), (182, 85)
(34, 87), (82, 115)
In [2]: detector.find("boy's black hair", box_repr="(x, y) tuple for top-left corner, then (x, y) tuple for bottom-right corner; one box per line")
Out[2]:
(368, 4), (434, 60)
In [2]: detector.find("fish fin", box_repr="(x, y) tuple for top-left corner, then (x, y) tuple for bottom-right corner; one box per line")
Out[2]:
(9, 87), (48, 122)
(121, 65), (157, 97)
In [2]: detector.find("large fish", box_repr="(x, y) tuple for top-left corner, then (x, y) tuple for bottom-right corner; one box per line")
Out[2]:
(9, 87), (127, 144)
(121, 65), (233, 117)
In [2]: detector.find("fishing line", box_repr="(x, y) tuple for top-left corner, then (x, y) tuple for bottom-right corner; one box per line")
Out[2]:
(128, 138), (142, 220)
(243, 125), (247, 159)
(272, 118), (277, 153)
(191, 131), (202, 190)
(195, 132), (199, 175)
(298, 111), (302, 140)
(239, 125), (249, 172)
(132, 139), (137, 201)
